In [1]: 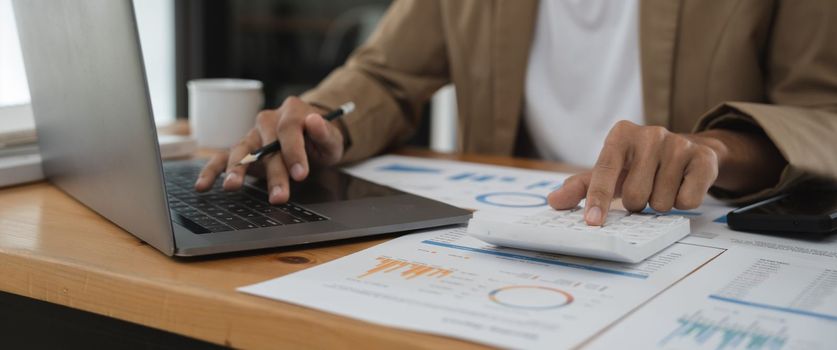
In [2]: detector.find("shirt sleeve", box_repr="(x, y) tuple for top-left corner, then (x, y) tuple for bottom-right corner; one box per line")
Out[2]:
(300, 0), (450, 163)
(692, 0), (837, 204)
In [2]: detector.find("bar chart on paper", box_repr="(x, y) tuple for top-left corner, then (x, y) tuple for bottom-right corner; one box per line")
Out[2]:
(360, 257), (454, 280)
(587, 249), (837, 350)
(342, 155), (569, 214)
(661, 309), (789, 350)
(347, 249), (594, 315)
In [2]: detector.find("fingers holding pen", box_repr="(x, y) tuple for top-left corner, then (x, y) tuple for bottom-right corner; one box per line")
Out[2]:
(223, 128), (262, 191)
(252, 108), (289, 203)
(194, 97), (349, 202)
(276, 97), (312, 182)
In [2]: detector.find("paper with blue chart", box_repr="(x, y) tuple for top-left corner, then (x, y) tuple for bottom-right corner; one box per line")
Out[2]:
(239, 155), (837, 349)
(240, 226), (725, 350)
(341, 155), (569, 215)
(587, 247), (837, 350)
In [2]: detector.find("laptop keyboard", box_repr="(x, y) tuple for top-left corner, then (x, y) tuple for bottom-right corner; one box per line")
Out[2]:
(163, 163), (328, 234)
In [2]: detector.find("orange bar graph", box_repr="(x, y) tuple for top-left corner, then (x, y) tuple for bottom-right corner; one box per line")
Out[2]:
(402, 265), (433, 279)
(359, 257), (453, 280)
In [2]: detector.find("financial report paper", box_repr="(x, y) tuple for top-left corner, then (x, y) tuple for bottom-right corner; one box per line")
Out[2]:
(587, 248), (837, 349)
(240, 155), (837, 349)
(240, 227), (723, 349)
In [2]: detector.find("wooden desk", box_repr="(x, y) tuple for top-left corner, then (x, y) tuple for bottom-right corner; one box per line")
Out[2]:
(0, 148), (582, 349)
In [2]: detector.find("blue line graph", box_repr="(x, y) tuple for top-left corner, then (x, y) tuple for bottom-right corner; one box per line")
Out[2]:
(447, 172), (560, 191)
(525, 181), (551, 190)
(524, 180), (563, 191)
(377, 164), (441, 173)
(473, 175), (495, 182)
(449, 172), (475, 180)
(709, 295), (837, 322)
(449, 173), (519, 183)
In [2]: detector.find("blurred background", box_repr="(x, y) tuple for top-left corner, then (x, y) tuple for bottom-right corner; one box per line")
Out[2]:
(0, 0), (458, 152)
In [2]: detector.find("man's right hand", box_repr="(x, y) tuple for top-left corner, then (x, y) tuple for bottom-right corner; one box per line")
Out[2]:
(194, 96), (346, 204)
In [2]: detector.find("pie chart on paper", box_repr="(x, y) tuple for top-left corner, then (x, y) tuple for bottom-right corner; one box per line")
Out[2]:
(489, 285), (574, 310)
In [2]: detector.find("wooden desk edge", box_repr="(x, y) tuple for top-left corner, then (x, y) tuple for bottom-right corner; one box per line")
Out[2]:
(0, 245), (483, 349)
(0, 146), (582, 349)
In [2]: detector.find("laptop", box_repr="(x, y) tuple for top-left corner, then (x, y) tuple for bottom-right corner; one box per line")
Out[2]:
(13, 0), (471, 256)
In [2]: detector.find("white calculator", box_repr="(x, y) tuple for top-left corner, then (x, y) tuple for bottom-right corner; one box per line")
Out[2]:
(466, 208), (691, 263)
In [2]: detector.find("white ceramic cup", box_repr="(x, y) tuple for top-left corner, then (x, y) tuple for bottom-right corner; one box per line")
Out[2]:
(187, 79), (264, 149)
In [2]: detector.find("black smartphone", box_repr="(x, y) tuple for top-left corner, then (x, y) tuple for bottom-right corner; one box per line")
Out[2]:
(726, 191), (837, 236)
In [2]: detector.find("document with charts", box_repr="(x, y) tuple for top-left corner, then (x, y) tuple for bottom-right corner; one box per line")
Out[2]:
(239, 227), (723, 349)
(342, 155), (743, 224)
(587, 247), (837, 350)
(342, 155), (571, 215)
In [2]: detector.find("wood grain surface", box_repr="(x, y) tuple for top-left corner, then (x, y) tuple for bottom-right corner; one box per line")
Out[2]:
(0, 139), (582, 349)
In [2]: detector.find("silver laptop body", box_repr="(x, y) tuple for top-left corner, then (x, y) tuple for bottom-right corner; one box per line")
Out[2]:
(13, 0), (470, 256)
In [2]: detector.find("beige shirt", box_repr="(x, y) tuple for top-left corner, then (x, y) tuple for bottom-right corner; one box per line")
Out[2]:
(524, 0), (644, 167)
(303, 0), (837, 203)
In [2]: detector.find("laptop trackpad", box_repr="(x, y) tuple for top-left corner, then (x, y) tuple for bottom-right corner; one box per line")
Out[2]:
(247, 167), (402, 204)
